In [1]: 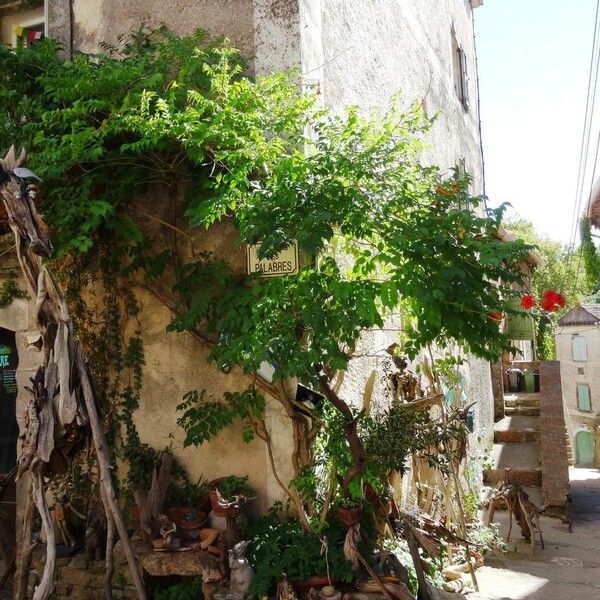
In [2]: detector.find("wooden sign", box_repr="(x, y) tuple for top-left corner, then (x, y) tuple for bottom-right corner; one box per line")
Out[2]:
(247, 241), (299, 277)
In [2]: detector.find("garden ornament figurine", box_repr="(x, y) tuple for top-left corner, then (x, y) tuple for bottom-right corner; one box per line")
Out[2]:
(52, 493), (84, 547)
(151, 514), (180, 551)
(85, 518), (103, 561)
(215, 540), (254, 600)
(276, 573), (298, 600)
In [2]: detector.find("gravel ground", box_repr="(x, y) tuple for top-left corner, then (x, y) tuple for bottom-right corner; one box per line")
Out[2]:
(470, 467), (600, 600)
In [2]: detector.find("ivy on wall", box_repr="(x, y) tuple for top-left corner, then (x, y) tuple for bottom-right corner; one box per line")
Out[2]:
(0, 28), (531, 518)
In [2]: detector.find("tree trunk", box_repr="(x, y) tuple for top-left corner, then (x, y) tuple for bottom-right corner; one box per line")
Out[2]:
(77, 358), (147, 600)
(14, 484), (35, 600)
(134, 452), (173, 539)
(317, 368), (365, 498)
(100, 485), (115, 600)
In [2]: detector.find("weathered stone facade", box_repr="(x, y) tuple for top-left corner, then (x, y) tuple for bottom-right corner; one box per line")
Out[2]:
(0, 0), (493, 523)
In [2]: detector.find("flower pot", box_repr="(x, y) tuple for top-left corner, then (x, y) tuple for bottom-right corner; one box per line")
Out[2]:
(130, 504), (140, 523)
(166, 507), (206, 529)
(178, 518), (205, 542)
(293, 576), (335, 594)
(338, 504), (362, 526)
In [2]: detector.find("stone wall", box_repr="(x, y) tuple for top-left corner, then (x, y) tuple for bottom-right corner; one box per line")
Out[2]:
(27, 544), (140, 600)
(539, 361), (570, 517)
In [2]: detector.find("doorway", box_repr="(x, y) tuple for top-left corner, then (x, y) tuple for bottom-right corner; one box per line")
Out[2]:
(0, 327), (18, 569)
(575, 430), (595, 466)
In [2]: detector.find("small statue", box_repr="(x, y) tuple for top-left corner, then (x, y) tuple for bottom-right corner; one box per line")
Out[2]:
(276, 573), (298, 600)
(152, 514), (180, 551)
(52, 493), (84, 547)
(319, 586), (341, 600)
(215, 540), (254, 600)
(85, 518), (102, 561)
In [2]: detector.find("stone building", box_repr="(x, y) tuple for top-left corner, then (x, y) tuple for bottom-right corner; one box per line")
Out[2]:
(556, 304), (600, 467)
(0, 0), (491, 519)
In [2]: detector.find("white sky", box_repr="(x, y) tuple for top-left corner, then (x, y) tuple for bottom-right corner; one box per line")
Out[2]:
(475, 0), (597, 245)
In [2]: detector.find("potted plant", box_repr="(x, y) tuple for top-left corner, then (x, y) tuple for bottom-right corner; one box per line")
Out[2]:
(177, 509), (205, 542)
(246, 509), (352, 597)
(337, 496), (363, 526)
(166, 478), (210, 528)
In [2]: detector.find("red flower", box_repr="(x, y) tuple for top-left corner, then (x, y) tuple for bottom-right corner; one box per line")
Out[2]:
(520, 294), (536, 309)
(488, 311), (504, 322)
(541, 290), (565, 313)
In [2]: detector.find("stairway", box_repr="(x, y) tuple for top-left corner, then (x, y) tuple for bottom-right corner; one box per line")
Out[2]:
(565, 426), (575, 466)
(484, 393), (543, 505)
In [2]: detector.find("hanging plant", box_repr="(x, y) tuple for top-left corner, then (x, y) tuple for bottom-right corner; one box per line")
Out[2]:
(540, 290), (565, 313)
(520, 293), (536, 309)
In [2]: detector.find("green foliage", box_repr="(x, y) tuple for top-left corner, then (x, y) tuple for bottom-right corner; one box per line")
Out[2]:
(166, 477), (210, 508)
(246, 505), (353, 597)
(580, 216), (600, 293)
(0, 273), (27, 308)
(293, 401), (467, 513)
(363, 404), (467, 478)
(177, 386), (265, 447)
(504, 218), (587, 359)
(155, 577), (204, 600)
(216, 475), (255, 500)
(0, 30), (530, 389)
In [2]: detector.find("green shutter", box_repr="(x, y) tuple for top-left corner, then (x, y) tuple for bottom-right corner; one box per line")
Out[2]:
(506, 300), (535, 340)
(577, 384), (591, 412)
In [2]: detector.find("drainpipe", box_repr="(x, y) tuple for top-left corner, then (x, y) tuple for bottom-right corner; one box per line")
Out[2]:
(43, 0), (48, 37)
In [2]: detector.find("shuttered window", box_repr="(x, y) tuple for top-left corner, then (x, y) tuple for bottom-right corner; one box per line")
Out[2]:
(572, 335), (588, 361)
(577, 384), (592, 412)
(452, 31), (469, 111)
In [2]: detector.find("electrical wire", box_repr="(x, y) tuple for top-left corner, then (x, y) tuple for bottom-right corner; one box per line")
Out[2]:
(566, 0), (600, 274)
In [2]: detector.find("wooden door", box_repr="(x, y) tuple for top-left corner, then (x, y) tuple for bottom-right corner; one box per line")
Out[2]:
(576, 431), (595, 465)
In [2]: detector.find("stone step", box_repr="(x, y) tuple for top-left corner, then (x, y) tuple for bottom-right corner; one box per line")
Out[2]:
(484, 468), (542, 487)
(505, 406), (540, 416)
(504, 392), (542, 403)
(494, 429), (540, 443)
(494, 415), (540, 431)
(504, 397), (540, 408)
(491, 441), (540, 471)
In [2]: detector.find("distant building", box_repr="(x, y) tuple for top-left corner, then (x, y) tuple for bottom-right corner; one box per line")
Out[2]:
(556, 304), (600, 466)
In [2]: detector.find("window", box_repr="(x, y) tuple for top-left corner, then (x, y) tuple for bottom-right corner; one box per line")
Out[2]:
(572, 334), (588, 361)
(16, 23), (45, 47)
(452, 31), (469, 110)
(577, 383), (592, 412)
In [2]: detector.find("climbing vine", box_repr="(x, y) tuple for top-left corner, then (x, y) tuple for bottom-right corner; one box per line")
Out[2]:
(0, 28), (531, 533)
(0, 272), (27, 308)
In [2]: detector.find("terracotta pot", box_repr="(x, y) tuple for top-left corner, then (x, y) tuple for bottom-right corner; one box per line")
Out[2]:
(178, 518), (204, 542)
(293, 576), (335, 594)
(338, 504), (362, 526)
(130, 504), (141, 523)
(168, 507), (207, 528)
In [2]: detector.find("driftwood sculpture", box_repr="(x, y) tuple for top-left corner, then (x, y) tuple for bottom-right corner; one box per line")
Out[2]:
(135, 451), (173, 541)
(0, 147), (147, 600)
(486, 470), (546, 552)
(214, 490), (254, 552)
